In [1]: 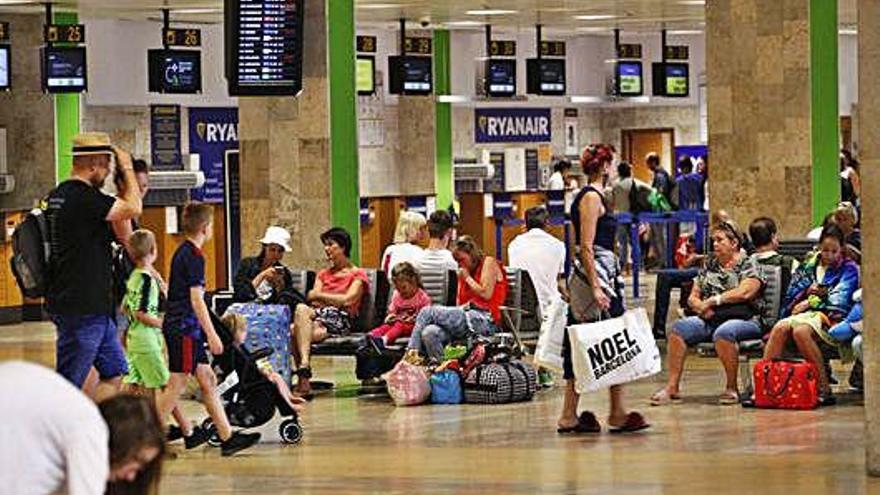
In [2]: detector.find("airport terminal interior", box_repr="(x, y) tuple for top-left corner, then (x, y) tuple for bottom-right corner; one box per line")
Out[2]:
(2, 0), (880, 493)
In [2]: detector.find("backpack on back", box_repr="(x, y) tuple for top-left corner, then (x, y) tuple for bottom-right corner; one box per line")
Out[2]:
(10, 208), (51, 299)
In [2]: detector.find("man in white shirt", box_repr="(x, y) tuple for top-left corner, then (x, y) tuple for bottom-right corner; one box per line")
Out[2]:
(508, 206), (567, 315)
(417, 210), (458, 275)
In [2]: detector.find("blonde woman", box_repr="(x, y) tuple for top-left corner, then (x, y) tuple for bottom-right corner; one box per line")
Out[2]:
(381, 211), (427, 280)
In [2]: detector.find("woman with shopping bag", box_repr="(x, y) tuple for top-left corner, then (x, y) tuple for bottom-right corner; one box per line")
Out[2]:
(557, 144), (650, 435)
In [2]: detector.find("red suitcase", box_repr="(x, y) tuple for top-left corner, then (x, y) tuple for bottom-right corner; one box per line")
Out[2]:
(753, 359), (819, 410)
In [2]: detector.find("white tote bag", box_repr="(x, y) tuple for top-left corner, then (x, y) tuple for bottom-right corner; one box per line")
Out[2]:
(534, 299), (569, 372)
(567, 307), (661, 394)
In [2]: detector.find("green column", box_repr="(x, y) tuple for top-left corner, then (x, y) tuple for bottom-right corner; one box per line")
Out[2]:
(433, 30), (454, 211)
(810, 0), (839, 225)
(53, 11), (80, 183)
(327, 0), (361, 262)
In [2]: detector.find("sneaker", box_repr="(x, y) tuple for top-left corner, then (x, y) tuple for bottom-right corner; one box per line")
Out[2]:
(166, 425), (184, 442)
(221, 431), (261, 457)
(184, 426), (210, 450)
(538, 369), (555, 388)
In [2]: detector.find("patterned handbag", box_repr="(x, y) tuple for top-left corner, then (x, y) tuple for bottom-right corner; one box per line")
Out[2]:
(753, 359), (819, 410)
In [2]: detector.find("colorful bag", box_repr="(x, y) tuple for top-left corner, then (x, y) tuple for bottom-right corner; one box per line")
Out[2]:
(225, 303), (292, 385)
(567, 307), (661, 393)
(460, 342), (487, 378)
(753, 359), (819, 410)
(463, 360), (537, 404)
(383, 360), (431, 407)
(430, 370), (463, 404)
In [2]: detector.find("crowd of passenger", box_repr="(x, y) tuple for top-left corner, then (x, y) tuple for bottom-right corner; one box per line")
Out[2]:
(0, 131), (867, 493)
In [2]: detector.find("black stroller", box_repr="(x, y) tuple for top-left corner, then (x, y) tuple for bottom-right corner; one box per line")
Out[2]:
(201, 311), (303, 445)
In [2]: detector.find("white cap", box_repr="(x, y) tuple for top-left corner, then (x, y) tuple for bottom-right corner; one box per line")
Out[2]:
(259, 226), (292, 252)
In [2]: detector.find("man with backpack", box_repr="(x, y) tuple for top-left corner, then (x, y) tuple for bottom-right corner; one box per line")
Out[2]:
(46, 133), (143, 400)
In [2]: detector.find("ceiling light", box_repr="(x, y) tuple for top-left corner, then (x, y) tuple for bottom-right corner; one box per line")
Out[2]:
(465, 9), (518, 16)
(667, 29), (703, 35)
(444, 20), (484, 27)
(357, 3), (406, 10)
(570, 96), (604, 104)
(574, 14), (616, 21)
(0, 0), (38, 4)
(577, 27), (613, 33)
(839, 29), (857, 35)
(170, 8), (222, 14)
(678, 0), (706, 5)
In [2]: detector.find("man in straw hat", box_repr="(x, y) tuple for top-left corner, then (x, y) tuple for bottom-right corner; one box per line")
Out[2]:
(46, 132), (143, 400)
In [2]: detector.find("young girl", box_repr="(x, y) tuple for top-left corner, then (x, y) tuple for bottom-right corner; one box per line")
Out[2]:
(222, 313), (306, 413)
(370, 262), (431, 348)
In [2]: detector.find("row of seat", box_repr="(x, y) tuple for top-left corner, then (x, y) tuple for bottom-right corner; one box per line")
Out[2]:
(208, 266), (543, 357)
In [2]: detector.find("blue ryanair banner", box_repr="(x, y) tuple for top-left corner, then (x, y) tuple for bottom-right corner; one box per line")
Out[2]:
(475, 108), (552, 143)
(189, 107), (239, 203)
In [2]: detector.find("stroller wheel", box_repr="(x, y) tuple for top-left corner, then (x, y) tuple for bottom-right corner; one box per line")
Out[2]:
(279, 419), (303, 444)
(202, 419), (222, 447)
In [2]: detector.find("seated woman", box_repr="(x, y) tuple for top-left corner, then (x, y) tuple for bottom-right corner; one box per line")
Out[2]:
(405, 236), (508, 364)
(833, 202), (861, 263)
(381, 211), (426, 279)
(233, 226), (305, 311)
(651, 220), (764, 406)
(290, 228), (369, 397)
(762, 224), (859, 405)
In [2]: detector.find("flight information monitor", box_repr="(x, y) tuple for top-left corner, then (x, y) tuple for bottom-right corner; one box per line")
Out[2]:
(388, 56), (432, 95)
(664, 62), (689, 97)
(42, 46), (87, 93)
(526, 58), (566, 96)
(148, 49), (202, 94)
(616, 61), (643, 96)
(356, 56), (375, 95)
(486, 58), (516, 97)
(225, 0), (305, 96)
(0, 46), (9, 91)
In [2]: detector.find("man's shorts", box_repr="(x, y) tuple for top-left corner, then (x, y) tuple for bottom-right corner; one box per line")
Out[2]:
(123, 351), (171, 388)
(53, 314), (128, 387)
(165, 332), (208, 375)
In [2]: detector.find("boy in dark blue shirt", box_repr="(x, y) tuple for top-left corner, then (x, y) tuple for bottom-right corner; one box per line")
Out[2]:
(156, 203), (260, 456)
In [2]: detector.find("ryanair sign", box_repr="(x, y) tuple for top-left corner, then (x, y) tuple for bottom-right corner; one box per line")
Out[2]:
(475, 108), (552, 143)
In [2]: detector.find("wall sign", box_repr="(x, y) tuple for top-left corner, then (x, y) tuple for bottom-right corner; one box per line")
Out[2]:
(664, 45), (690, 60)
(617, 43), (642, 59)
(147, 105), (186, 206)
(489, 40), (516, 57)
(404, 37), (432, 55)
(45, 24), (85, 43)
(189, 107), (239, 203)
(164, 28), (201, 47)
(540, 41), (566, 57)
(475, 108), (552, 144)
(357, 35), (377, 53)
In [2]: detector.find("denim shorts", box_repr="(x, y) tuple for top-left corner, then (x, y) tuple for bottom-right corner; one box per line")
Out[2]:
(671, 316), (763, 346)
(54, 314), (128, 387)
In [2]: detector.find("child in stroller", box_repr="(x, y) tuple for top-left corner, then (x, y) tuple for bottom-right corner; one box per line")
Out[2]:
(202, 311), (304, 444)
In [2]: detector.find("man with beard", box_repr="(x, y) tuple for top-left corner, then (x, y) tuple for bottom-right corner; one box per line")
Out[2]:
(46, 133), (143, 400)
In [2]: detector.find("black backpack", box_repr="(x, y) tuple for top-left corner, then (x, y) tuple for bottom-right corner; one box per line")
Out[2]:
(10, 208), (51, 299)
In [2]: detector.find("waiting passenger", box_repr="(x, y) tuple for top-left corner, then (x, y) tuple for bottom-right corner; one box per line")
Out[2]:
(381, 211), (426, 279)
(508, 205), (567, 315)
(416, 209), (458, 276)
(651, 220), (764, 406)
(405, 236), (508, 364)
(610, 161), (643, 274)
(762, 224), (860, 405)
(674, 156), (705, 211)
(368, 262), (431, 348)
(834, 202), (861, 263)
(290, 228), (369, 398)
(233, 226), (305, 312)
(840, 149), (861, 207)
(46, 133), (142, 399)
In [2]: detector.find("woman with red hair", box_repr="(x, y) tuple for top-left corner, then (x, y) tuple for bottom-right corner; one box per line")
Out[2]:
(557, 144), (650, 434)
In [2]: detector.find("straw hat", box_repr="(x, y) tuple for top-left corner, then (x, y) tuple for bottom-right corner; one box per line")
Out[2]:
(72, 132), (113, 157)
(259, 226), (292, 252)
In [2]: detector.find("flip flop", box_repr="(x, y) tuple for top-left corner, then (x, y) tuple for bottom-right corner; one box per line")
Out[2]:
(718, 391), (739, 406)
(557, 411), (601, 434)
(650, 389), (682, 406)
(609, 412), (651, 434)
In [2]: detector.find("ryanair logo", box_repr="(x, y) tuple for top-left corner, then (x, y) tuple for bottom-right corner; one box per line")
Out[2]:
(196, 122), (238, 143)
(475, 108), (552, 143)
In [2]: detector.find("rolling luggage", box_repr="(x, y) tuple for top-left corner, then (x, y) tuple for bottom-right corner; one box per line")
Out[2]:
(225, 303), (292, 385)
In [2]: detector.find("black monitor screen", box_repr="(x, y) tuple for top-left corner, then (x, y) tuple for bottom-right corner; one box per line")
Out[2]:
(664, 63), (689, 97)
(389, 56), (432, 95)
(527, 58), (565, 96)
(148, 49), (202, 94)
(43, 46), (87, 93)
(486, 58), (516, 97)
(0, 45), (9, 91)
(616, 61), (643, 96)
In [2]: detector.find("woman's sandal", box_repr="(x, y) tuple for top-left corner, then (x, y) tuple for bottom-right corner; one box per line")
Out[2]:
(718, 390), (740, 406)
(609, 412), (651, 434)
(557, 411), (602, 434)
(650, 389), (682, 406)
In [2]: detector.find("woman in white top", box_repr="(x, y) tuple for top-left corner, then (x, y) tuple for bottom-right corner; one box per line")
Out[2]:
(548, 159), (571, 190)
(0, 361), (165, 495)
(381, 211), (427, 279)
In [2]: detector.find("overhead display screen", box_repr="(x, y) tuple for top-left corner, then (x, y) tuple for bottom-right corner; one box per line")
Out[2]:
(0, 46), (9, 91)
(526, 58), (566, 96)
(664, 63), (689, 97)
(486, 58), (516, 97)
(42, 46), (87, 93)
(225, 0), (305, 96)
(616, 61), (643, 96)
(148, 49), (202, 94)
(388, 56), (432, 95)
(356, 56), (375, 95)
